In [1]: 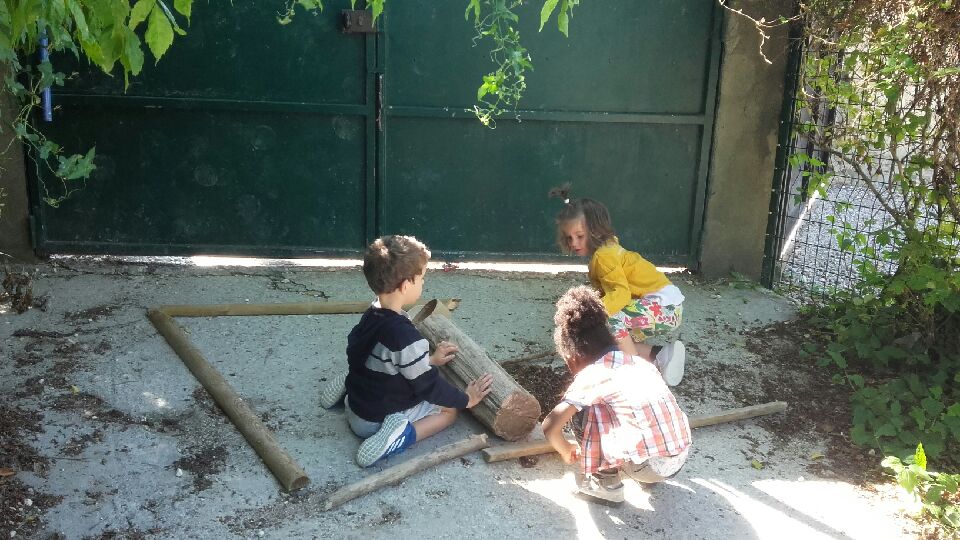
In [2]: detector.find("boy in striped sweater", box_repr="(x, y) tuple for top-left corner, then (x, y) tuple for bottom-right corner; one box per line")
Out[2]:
(341, 235), (492, 467)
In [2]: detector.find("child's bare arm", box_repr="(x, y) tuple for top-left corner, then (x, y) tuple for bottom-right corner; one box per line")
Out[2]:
(464, 373), (493, 408)
(542, 401), (581, 464)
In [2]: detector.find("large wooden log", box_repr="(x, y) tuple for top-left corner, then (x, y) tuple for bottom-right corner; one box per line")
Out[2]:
(411, 300), (541, 442)
(480, 401), (789, 463)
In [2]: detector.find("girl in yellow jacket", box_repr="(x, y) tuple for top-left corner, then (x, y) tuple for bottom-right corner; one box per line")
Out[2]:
(551, 186), (686, 386)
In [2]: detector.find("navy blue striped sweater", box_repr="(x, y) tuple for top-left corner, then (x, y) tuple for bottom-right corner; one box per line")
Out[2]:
(344, 305), (468, 423)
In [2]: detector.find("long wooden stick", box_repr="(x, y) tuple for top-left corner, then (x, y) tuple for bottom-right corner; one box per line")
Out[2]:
(148, 309), (310, 491)
(159, 298), (461, 317)
(480, 401), (788, 463)
(322, 434), (489, 511)
(500, 350), (555, 365)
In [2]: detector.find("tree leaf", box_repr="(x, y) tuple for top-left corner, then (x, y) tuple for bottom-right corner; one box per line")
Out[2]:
(539, 0), (559, 31)
(145, 4), (174, 63)
(174, 0), (192, 21)
(129, 0), (156, 30)
(66, 0), (91, 39)
(557, 0), (569, 36)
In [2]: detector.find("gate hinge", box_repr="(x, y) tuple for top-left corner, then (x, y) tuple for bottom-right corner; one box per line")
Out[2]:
(342, 10), (378, 33)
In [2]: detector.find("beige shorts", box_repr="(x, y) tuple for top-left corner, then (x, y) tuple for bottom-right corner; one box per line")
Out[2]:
(623, 447), (690, 483)
(344, 397), (441, 438)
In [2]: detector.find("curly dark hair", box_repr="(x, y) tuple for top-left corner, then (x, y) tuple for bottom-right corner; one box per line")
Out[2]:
(553, 286), (616, 373)
(363, 235), (431, 294)
(548, 184), (616, 255)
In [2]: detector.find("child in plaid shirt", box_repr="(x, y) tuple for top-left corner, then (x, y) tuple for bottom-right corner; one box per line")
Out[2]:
(543, 286), (692, 505)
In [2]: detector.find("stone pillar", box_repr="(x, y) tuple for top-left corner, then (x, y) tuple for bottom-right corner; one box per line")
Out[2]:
(699, 0), (795, 280)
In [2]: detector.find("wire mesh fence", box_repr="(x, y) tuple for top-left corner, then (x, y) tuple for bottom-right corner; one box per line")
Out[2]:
(763, 36), (960, 302)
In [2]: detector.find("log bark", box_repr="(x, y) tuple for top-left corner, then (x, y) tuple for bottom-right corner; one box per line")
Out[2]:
(159, 298), (460, 317)
(480, 401), (789, 463)
(411, 301), (541, 442)
(147, 309), (310, 491)
(322, 434), (489, 511)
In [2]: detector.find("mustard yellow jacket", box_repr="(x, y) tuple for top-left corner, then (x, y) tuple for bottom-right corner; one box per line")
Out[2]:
(588, 239), (671, 315)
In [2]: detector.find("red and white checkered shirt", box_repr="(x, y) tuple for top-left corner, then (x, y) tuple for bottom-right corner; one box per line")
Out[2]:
(563, 350), (692, 474)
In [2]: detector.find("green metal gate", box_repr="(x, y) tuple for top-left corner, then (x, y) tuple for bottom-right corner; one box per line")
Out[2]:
(30, 1), (720, 265)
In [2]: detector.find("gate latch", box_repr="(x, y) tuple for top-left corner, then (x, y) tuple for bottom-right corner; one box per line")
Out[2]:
(342, 10), (377, 33)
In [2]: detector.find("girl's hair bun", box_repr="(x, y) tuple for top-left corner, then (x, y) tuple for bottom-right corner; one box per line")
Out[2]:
(547, 183), (572, 203)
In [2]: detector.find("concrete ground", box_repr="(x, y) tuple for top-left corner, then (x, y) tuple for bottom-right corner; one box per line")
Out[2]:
(0, 258), (918, 539)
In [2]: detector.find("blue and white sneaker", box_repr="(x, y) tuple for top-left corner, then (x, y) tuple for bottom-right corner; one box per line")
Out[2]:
(356, 413), (417, 468)
(318, 372), (347, 409)
(655, 340), (686, 387)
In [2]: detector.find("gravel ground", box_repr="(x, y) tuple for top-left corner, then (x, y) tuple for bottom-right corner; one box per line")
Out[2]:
(0, 258), (920, 539)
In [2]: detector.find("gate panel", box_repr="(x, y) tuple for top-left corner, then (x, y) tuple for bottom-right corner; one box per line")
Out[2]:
(383, 119), (702, 257)
(31, 3), (374, 256)
(382, 0), (719, 264)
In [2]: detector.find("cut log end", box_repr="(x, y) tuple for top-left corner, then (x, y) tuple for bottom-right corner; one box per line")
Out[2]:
(492, 391), (541, 441)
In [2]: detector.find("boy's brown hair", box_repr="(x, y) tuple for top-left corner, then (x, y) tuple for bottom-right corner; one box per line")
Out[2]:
(553, 285), (617, 374)
(548, 184), (616, 255)
(363, 235), (431, 294)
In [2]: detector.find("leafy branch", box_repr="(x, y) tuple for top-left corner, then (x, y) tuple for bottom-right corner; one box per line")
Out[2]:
(0, 0), (195, 209)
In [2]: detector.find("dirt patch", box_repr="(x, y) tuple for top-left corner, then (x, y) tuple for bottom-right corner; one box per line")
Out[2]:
(64, 303), (121, 322)
(0, 477), (63, 539)
(673, 361), (765, 407)
(0, 405), (60, 538)
(741, 319), (884, 486)
(0, 405), (50, 475)
(171, 445), (229, 491)
(12, 328), (81, 339)
(13, 351), (44, 368)
(504, 362), (572, 421)
(50, 392), (140, 426)
(1, 271), (33, 314)
(62, 429), (105, 457)
(191, 386), (220, 417)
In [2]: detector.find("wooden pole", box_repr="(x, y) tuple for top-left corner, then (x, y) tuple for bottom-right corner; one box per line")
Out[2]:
(322, 434), (489, 511)
(411, 301), (541, 441)
(158, 298), (460, 317)
(147, 309), (310, 491)
(480, 401), (789, 463)
(500, 350), (556, 365)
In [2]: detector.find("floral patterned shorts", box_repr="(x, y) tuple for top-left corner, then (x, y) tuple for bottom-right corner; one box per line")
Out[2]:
(608, 297), (683, 341)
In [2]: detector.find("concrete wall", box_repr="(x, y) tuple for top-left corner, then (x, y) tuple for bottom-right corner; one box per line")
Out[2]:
(699, 0), (794, 280)
(0, 88), (35, 263)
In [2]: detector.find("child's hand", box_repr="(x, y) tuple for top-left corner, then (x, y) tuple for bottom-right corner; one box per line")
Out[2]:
(465, 373), (494, 408)
(431, 340), (459, 366)
(559, 441), (581, 465)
